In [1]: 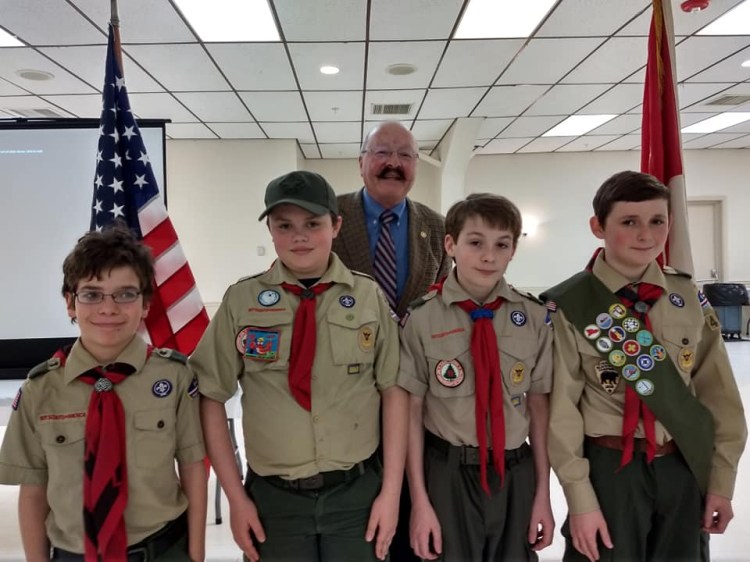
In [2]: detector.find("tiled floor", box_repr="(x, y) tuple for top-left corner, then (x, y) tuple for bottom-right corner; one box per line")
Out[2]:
(1, 341), (749, 561)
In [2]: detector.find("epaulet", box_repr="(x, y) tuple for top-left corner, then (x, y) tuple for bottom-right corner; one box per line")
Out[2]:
(28, 356), (62, 379)
(662, 266), (692, 279)
(153, 348), (188, 364)
(510, 286), (543, 305)
(408, 288), (438, 310)
(351, 269), (375, 281)
(235, 271), (265, 284)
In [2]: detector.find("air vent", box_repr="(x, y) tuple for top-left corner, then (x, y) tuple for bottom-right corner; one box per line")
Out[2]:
(705, 94), (750, 106)
(1, 107), (67, 118)
(371, 103), (412, 115)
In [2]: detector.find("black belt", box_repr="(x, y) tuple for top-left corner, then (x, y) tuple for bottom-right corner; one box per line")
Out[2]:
(425, 431), (531, 468)
(51, 511), (187, 562)
(248, 454), (377, 492)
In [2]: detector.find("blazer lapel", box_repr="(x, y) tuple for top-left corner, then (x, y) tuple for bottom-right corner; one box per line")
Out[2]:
(341, 190), (374, 276)
(399, 199), (428, 312)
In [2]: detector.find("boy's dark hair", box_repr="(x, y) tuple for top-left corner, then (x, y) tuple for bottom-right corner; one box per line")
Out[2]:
(61, 224), (155, 301)
(593, 171), (671, 226)
(445, 193), (523, 247)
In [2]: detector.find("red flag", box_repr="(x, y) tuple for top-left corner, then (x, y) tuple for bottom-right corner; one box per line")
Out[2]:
(641, 0), (694, 274)
(91, 24), (209, 354)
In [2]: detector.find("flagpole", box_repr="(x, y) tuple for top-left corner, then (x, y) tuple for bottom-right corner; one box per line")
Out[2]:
(110, 0), (125, 78)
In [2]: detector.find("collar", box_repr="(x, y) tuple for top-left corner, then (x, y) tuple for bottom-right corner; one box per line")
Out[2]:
(64, 336), (147, 385)
(260, 252), (355, 289)
(361, 187), (407, 222)
(592, 250), (667, 294)
(440, 268), (520, 307)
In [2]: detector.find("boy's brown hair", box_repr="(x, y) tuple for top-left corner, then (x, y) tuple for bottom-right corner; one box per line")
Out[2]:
(61, 223), (155, 301)
(593, 171), (670, 227)
(445, 193), (523, 247)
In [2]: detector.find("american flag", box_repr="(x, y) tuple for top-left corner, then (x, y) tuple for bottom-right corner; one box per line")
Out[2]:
(91, 24), (209, 354)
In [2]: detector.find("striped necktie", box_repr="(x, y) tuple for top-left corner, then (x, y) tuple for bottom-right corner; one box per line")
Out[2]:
(373, 209), (398, 310)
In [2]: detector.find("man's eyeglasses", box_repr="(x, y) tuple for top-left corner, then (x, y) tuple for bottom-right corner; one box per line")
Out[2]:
(74, 289), (142, 304)
(362, 149), (418, 163)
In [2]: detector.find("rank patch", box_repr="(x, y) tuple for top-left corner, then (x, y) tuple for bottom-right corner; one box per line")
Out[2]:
(635, 379), (655, 396)
(152, 379), (173, 398)
(11, 388), (22, 410)
(435, 359), (465, 387)
(257, 290), (281, 307)
(669, 293), (685, 308)
(511, 362), (525, 385)
(595, 361), (619, 394)
(679, 348), (695, 371)
(510, 310), (527, 327)
(244, 328), (280, 361)
(187, 377), (199, 399)
(339, 295), (356, 308)
(358, 326), (375, 352)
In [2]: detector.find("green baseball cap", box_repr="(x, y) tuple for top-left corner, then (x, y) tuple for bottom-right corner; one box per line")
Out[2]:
(258, 170), (338, 220)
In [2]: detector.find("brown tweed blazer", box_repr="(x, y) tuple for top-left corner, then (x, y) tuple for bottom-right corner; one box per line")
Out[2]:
(333, 189), (451, 318)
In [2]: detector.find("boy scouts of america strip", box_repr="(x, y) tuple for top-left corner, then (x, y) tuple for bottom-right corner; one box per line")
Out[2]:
(11, 388), (22, 410)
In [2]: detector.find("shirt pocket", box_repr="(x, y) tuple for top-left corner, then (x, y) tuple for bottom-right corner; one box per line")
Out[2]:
(660, 324), (701, 380)
(424, 336), (475, 399)
(133, 408), (176, 469)
(38, 420), (86, 472)
(500, 337), (538, 393)
(237, 311), (293, 373)
(327, 308), (379, 367)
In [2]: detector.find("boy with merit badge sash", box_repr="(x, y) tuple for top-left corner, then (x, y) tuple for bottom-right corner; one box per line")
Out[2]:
(398, 194), (555, 561)
(542, 171), (747, 562)
(0, 226), (207, 562)
(190, 170), (408, 562)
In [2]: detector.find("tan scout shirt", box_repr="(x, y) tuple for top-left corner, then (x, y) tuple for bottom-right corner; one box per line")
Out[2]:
(398, 271), (553, 449)
(0, 336), (205, 553)
(548, 252), (747, 514)
(190, 253), (399, 480)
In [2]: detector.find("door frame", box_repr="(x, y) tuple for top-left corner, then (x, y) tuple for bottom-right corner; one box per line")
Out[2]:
(687, 197), (726, 283)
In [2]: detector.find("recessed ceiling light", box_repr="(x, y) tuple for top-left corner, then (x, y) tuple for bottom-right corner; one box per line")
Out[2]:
(742, 59), (750, 68)
(320, 65), (340, 75)
(16, 69), (54, 81)
(174, 0), (279, 41)
(386, 63), (417, 76)
(682, 112), (750, 133)
(697, 0), (750, 35)
(455, 0), (557, 38)
(543, 115), (618, 137)
(0, 28), (22, 47)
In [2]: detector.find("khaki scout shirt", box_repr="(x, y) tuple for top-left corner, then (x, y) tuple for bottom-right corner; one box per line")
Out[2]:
(398, 271), (553, 449)
(0, 336), (205, 553)
(190, 252), (399, 480)
(548, 252), (747, 514)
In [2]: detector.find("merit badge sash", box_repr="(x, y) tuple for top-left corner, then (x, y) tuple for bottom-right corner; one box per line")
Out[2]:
(542, 271), (714, 494)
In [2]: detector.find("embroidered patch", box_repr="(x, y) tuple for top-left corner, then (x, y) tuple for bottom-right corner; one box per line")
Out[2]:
(622, 364), (640, 382)
(596, 337), (613, 353)
(187, 377), (199, 398)
(510, 395), (522, 407)
(236, 327), (251, 354)
(595, 360), (619, 394)
(257, 290), (281, 307)
(609, 303), (627, 320)
(544, 310), (553, 327)
(636, 354), (654, 371)
(608, 326), (626, 343)
(622, 317), (640, 333)
(636, 330), (653, 347)
(650, 344), (667, 361)
(11, 388), (22, 410)
(635, 379), (655, 396)
(706, 311), (721, 331)
(623, 340), (641, 357)
(698, 290), (710, 309)
(358, 326), (375, 352)
(152, 379), (173, 398)
(435, 359), (465, 387)
(347, 364), (361, 375)
(339, 295), (356, 308)
(545, 300), (558, 312)
(596, 313), (613, 330)
(510, 310), (527, 327)
(669, 293), (685, 308)
(608, 350), (627, 367)
(245, 329), (280, 361)
(584, 325), (600, 339)
(679, 347), (695, 371)
(510, 362), (525, 385)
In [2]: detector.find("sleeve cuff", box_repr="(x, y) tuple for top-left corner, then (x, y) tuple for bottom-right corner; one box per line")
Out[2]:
(176, 443), (207, 466)
(0, 463), (47, 486)
(397, 372), (428, 396)
(562, 481), (600, 514)
(708, 465), (738, 500)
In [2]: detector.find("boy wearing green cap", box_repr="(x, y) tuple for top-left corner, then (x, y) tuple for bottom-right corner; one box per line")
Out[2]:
(190, 170), (407, 562)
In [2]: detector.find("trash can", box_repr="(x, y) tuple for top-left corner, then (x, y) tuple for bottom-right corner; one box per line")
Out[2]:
(702, 283), (749, 339)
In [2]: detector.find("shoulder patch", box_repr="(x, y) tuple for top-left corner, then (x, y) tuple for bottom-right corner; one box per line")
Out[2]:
(408, 289), (438, 310)
(662, 266), (692, 279)
(510, 286), (543, 305)
(154, 348), (188, 364)
(28, 357), (62, 379)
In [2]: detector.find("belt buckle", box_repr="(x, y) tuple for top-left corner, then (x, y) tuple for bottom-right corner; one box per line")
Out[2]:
(461, 447), (481, 465)
(299, 473), (325, 490)
(127, 546), (149, 562)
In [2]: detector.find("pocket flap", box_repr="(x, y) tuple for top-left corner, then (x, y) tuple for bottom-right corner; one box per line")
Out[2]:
(134, 408), (175, 432)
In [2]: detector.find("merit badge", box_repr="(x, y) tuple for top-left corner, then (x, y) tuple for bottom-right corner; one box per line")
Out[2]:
(11, 388), (22, 410)
(358, 326), (375, 352)
(511, 362), (525, 385)
(435, 359), (465, 387)
(510, 310), (527, 327)
(622, 364), (640, 382)
(637, 354), (654, 371)
(608, 326), (626, 343)
(152, 379), (173, 398)
(339, 295), (356, 308)
(596, 337), (613, 353)
(669, 293), (685, 308)
(623, 340), (641, 357)
(679, 348), (695, 371)
(584, 325), (600, 340)
(698, 290), (710, 309)
(609, 303), (627, 320)
(596, 313), (613, 330)
(634, 301), (650, 314)
(257, 290), (280, 307)
(636, 330), (654, 347)
(245, 328), (280, 361)
(595, 361), (619, 394)
(608, 350), (627, 367)
(622, 317), (640, 333)
(650, 344), (666, 361)
(347, 364), (361, 375)
(635, 379), (655, 396)
(187, 377), (199, 398)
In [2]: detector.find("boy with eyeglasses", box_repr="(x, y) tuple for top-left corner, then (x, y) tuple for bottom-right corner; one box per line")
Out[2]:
(0, 225), (207, 562)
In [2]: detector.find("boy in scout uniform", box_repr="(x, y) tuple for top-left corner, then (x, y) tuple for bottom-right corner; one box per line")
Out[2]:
(543, 171), (747, 562)
(398, 194), (555, 561)
(0, 226), (207, 562)
(190, 170), (407, 562)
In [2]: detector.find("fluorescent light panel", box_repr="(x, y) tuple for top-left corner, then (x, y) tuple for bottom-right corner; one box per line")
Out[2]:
(543, 115), (618, 137)
(698, 0), (750, 35)
(681, 112), (750, 133)
(174, 0), (279, 42)
(0, 28), (23, 46)
(455, 0), (557, 38)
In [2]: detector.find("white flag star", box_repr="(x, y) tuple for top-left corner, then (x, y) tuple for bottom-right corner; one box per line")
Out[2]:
(93, 199), (103, 213)
(110, 153), (122, 168)
(99, 124), (105, 136)
(137, 151), (150, 165)
(95, 224), (103, 233)
(94, 174), (103, 189)
(109, 104), (118, 115)
(122, 126), (137, 140)
(115, 75), (126, 90)
(109, 128), (120, 143)
(109, 178), (124, 193)
(110, 203), (125, 219)
(134, 174), (148, 188)
(96, 150), (103, 163)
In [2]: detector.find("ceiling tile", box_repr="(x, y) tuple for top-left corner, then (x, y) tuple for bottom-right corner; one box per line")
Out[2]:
(589, 113), (641, 135)
(476, 137), (533, 154)
(420, 87), (487, 119)
(0, 77), (27, 96)
(562, 37), (647, 84)
(174, 92), (252, 122)
(128, 92), (198, 122)
(433, 39), (524, 88)
(678, 83), (736, 109)
(709, 134), (750, 148)
(525, 84), (611, 116)
(262, 122), (316, 143)
(125, 44), (229, 91)
(288, 43), (365, 90)
(274, 0), (366, 41)
(517, 137), (577, 153)
(683, 132), (745, 148)
(369, 0), (463, 40)
(579, 84), (643, 114)
(721, 118), (750, 133)
(499, 116), (565, 138)
(304, 91), (362, 121)
(498, 38), (605, 85)
(166, 123), (218, 139)
(0, 95), (74, 117)
(537, 0), (649, 37)
(39, 94), (102, 118)
(367, 41), (445, 89)
(687, 44), (750, 83)
(411, 119), (454, 141)
(0, 1), (105, 46)
(680, 112), (720, 126)
(556, 135), (621, 152)
(676, 36), (750, 81)
(206, 44), (297, 91)
(364, 89), (426, 121)
(0, 48), (97, 94)
(313, 121), (361, 143)
(594, 134), (640, 151)
(299, 144), (321, 159)
(319, 143), (361, 158)
(208, 122), (265, 139)
(473, 85), (549, 117)
(476, 117), (515, 139)
(676, 0), (745, 36)
(240, 91), (309, 121)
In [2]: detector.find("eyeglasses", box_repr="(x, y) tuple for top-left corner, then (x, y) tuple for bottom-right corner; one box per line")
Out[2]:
(74, 289), (142, 304)
(362, 149), (418, 163)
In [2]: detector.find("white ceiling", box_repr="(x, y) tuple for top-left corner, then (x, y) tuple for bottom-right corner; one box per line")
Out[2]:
(1, 0), (749, 158)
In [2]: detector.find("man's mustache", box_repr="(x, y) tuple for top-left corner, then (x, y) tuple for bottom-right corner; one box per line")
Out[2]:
(377, 166), (405, 180)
